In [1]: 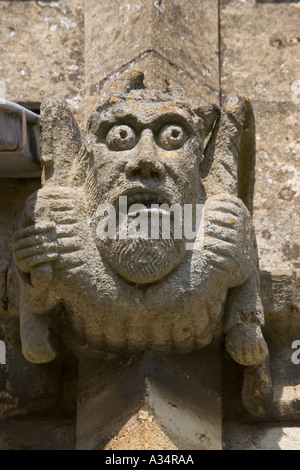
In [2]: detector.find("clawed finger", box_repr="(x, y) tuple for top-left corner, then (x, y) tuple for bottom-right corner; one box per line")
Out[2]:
(16, 252), (58, 273)
(205, 223), (237, 243)
(205, 210), (239, 227)
(12, 232), (57, 250)
(14, 242), (58, 260)
(13, 223), (56, 241)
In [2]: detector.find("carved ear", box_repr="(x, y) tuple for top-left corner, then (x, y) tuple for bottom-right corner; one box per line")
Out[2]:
(40, 99), (82, 186)
(200, 97), (256, 213)
(194, 104), (220, 139)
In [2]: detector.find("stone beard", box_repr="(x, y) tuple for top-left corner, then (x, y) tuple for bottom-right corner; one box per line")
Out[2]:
(94, 208), (187, 285)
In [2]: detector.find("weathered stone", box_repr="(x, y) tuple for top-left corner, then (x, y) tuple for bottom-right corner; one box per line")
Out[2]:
(220, 0), (300, 271)
(0, 0), (84, 125)
(0, 314), (62, 417)
(224, 422), (300, 450)
(223, 270), (300, 422)
(85, 53), (220, 122)
(219, 0), (300, 428)
(0, 419), (75, 450)
(12, 71), (271, 420)
(0, 179), (40, 315)
(0, 178), (79, 419)
(263, 306), (300, 420)
(76, 349), (222, 450)
(260, 270), (300, 314)
(84, 0), (219, 118)
(0, 0), (298, 451)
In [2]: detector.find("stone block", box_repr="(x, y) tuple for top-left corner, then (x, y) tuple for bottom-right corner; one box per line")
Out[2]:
(85, 0), (219, 119)
(0, 419), (75, 450)
(76, 349), (222, 450)
(0, 0), (84, 124)
(224, 421), (300, 450)
(220, 0), (300, 271)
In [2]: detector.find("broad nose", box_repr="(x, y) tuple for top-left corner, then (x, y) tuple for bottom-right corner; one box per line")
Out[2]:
(125, 129), (166, 179)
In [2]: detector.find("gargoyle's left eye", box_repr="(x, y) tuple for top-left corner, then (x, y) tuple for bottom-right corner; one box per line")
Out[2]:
(106, 125), (137, 151)
(157, 124), (187, 150)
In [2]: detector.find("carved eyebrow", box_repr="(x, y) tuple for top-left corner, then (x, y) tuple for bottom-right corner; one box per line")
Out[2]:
(92, 114), (140, 138)
(147, 112), (195, 133)
(94, 111), (195, 137)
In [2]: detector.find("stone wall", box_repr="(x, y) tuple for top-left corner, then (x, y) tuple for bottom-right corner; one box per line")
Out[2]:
(0, 0), (299, 450)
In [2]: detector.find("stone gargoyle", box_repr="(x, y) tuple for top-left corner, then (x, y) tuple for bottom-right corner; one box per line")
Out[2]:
(13, 71), (272, 415)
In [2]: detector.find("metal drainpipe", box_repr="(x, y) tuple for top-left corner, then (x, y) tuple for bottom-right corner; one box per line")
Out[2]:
(0, 100), (41, 178)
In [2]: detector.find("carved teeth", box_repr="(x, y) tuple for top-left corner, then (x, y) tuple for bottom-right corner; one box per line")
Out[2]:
(126, 192), (168, 207)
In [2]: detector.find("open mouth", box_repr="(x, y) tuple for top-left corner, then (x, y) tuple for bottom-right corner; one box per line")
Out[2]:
(116, 189), (172, 211)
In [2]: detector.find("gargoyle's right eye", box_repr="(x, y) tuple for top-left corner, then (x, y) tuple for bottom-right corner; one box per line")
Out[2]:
(106, 125), (137, 151)
(157, 124), (187, 150)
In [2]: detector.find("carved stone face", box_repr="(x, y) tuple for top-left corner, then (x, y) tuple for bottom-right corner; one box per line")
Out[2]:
(84, 91), (203, 284)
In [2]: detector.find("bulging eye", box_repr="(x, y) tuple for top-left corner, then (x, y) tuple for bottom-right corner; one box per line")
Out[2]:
(106, 125), (137, 151)
(157, 124), (187, 150)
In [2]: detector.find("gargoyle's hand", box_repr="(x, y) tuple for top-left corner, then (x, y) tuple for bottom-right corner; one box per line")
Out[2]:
(204, 194), (251, 249)
(13, 185), (87, 284)
(12, 222), (58, 276)
(225, 324), (268, 366)
(44, 189), (87, 273)
(203, 194), (255, 283)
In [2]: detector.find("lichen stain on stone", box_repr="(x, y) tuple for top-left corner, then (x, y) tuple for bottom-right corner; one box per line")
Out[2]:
(282, 242), (300, 261)
(278, 186), (296, 201)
